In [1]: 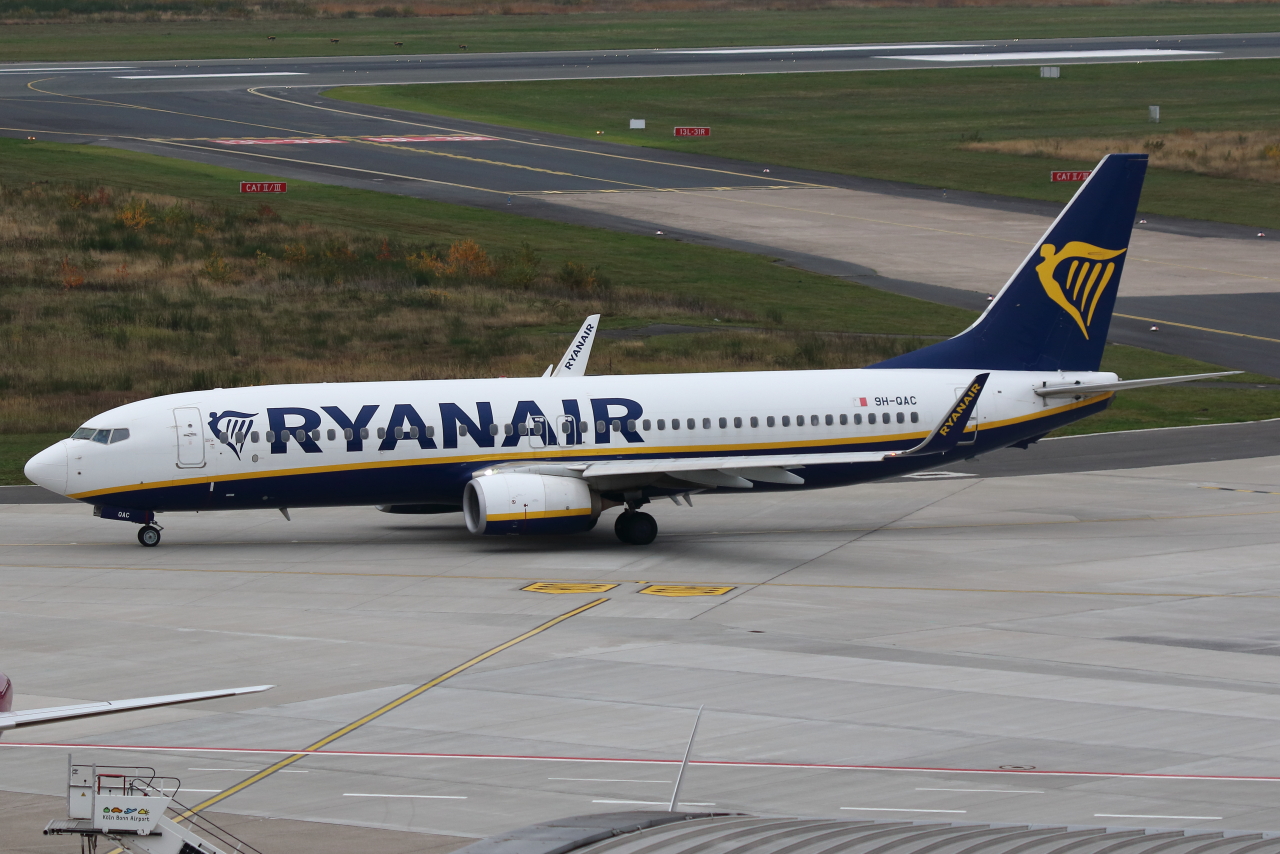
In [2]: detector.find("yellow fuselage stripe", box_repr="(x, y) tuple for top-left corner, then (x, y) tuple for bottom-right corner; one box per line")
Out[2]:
(71, 394), (1110, 502)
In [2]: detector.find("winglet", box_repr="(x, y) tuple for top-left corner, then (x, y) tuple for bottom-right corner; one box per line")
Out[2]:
(550, 314), (600, 378)
(895, 373), (990, 457)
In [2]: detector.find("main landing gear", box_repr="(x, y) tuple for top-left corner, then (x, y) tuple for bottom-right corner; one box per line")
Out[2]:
(137, 525), (162, 547)
(615, 510), (657, 545)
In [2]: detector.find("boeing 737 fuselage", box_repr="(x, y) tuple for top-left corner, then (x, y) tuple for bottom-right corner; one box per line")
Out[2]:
(23, 154), (1229, 546)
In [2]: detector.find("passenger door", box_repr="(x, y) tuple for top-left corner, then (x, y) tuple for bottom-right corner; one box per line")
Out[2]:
(174, 407), (206, 468)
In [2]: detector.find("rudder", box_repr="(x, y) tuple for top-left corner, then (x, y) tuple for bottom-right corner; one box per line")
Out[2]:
(872, 153), (1148, 372)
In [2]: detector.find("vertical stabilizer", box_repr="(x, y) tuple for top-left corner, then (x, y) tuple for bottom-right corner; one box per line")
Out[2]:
(872, 153), (1147, 372)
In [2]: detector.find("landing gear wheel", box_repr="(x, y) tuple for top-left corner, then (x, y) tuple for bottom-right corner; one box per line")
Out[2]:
(137, 525), (161, 547)
(615, 511), (657, 546)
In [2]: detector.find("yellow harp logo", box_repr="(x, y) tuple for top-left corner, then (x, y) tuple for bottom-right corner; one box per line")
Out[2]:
(1035, 241), (1127, 339)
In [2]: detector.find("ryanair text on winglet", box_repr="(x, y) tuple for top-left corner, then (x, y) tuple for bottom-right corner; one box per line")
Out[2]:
(938, 380), (984, 437)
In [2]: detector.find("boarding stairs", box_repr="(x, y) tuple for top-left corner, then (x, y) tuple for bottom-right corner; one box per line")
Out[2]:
(43, 758), (263, 854)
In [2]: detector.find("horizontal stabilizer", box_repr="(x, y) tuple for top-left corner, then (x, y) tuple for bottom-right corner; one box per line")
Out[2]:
(1035, 371), (1241, 397)
(895, 373), (989, 457)
(0, 684), (273, 732)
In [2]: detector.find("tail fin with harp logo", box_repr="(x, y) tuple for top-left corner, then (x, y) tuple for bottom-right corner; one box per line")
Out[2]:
(871, 153), (1148, 372)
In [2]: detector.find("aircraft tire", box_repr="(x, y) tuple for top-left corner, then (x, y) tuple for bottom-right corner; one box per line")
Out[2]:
(615, 511), (657, 545)
(137, 525), (161, 547)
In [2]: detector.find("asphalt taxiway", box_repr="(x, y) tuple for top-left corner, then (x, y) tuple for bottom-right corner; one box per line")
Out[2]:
(8, 449), (1280, 851)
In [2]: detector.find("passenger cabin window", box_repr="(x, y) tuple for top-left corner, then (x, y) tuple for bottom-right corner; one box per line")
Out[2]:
(518, 423), (528, 436)
(719, 417), (727, 429)
(839, 414), (848, 426)
(686, 418), (695, 430)
(327, 429), (336, 441)
(703, 418), (712, 429)
(767, 416), (775, 427)
(266, 430), (276, 442)
(911, 412), (919, 423)
(344, 428), (354, 441)
(643, 419), (651, 431)
(670, 419), (679, 430)
(596, 420), (606, 433)
(734, 417), (742, 428)
(627, 419), (637, 432)
(750, 416), (759, 427)
(896, 412), (905, 424)
(657, 419), (666, 430)
(459, 424), (469, 436)
(360, 428), (369, 440)
(868, 413), (876, 425)
(825, 414), (833, 426)
(251, 431), (260, 443)
(782, 416), (791, 427)
(377, 427), (386, 439)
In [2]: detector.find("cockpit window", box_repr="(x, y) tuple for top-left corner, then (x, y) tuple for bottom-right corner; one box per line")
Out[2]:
(70, 427), (130, 444)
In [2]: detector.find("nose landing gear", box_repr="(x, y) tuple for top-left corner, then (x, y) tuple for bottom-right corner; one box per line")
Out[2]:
(137, 525), (162, 547)
(615, 511), (657, 545)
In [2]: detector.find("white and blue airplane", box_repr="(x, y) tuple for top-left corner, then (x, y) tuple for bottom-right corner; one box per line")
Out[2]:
(24, 154), (1232, 546)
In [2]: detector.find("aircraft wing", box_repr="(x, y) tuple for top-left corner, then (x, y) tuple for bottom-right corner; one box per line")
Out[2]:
(0, 684), (273, 732)
(1034, 371), (1240, 397)
(571, 451), (891, 487)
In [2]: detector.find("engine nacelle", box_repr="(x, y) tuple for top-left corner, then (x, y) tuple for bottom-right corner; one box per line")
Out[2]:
(464, 473), (600, 535)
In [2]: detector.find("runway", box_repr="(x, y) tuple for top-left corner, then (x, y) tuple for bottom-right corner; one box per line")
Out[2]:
(8, 449), (1280, 851)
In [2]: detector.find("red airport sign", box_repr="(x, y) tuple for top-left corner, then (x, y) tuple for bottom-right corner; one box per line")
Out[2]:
(674, 127), (711, 137)
(1051, 171), (1092, 182)
(241, 182), (287, 193)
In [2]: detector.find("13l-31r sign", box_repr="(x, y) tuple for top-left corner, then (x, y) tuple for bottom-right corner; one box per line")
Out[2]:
(674, 127), (710, 137)
(241, 182), (287, 193)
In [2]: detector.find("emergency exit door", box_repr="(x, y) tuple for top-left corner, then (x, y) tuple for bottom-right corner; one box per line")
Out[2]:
(174, 407), (206, 468)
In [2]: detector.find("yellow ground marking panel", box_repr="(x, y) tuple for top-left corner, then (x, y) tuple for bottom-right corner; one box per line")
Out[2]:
(523, 582), (619, 594)
(640, 585), (736, 597)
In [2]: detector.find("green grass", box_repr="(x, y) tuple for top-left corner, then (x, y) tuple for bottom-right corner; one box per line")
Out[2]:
(332, 58), (1280, 228)
(3, 4), (1280, 62)
(0, 139), (966, 337)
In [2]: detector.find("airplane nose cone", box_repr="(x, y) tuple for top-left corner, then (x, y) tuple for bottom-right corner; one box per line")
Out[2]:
(24, 442), (68, 495)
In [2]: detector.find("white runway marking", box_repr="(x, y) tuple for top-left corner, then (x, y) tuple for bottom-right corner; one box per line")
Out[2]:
(0, 66), (134, 73)
(114, 72), (307, 79)
(842, 807), (967, 813)
(660, 45), (964, 55)
(178, 789), (223, 793)
(917, 787), (1043, 794)
(888, 49), (1218, 63)
(550, 777), (671, 783)
(190, 768), (307, 773)
(1095, 814), (1222, 820)
(344, 793), (466, 799)
(593, 799), (715, 806)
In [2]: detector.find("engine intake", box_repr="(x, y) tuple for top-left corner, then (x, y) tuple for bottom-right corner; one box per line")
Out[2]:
(464, 473), (600, 535)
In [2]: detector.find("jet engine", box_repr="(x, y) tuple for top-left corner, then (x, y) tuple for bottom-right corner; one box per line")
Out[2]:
(464, 473), (600, 535)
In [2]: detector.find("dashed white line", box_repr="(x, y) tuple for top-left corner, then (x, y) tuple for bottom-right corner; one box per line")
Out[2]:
(842, 807), (967, 813)
(114, 72), (308, 79)
(1095, 814), (1221, 821)
(593, 799), (715, 806)
(916, 787), (1042, 794)
(660, 45), (964, 55)
(344, 793), (466, 799)
(888, 49), (1217, 63)
(551, 778), (671, 783)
